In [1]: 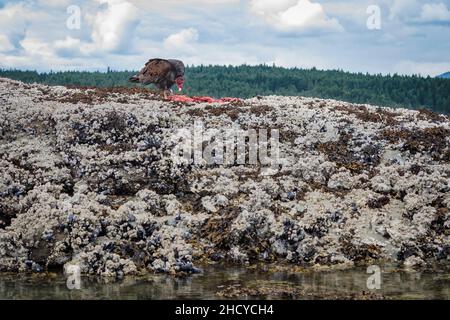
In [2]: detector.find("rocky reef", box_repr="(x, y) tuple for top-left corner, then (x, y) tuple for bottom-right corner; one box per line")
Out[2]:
(0, 77), (449, 277)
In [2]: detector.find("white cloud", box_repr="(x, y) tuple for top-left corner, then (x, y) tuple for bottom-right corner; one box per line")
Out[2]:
(0, 0), (141, 69)
(164, 28), (199, 52)
(388, 0), (420, 20)
(388, 0), (450, 23)
(419, 2), (450, 22)
(0, 3), (29, 52)
(20, 37), (54, 58)
(54, 36), (81, 50)
(47, 0), (140, 57)
(0, 34), (15, 52)
(36, 0), (71, 7)
(87, 0), (139, 52)
(0, 0), (449, 77)
(250, 0), (297, 14)
(53, 36), (83, 57)
(132, 0), (240, 9)
(322, 1), (368, 23)
(249, 0), (343, 33)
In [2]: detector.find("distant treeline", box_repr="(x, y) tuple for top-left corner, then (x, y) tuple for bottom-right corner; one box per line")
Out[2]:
(1, 65), (449, 114)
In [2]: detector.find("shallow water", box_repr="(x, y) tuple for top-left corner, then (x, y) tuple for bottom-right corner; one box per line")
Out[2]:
(0, 264), (449, 300)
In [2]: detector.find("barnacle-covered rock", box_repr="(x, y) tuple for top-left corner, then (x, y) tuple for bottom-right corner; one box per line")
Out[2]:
(0, 77), (449, 276)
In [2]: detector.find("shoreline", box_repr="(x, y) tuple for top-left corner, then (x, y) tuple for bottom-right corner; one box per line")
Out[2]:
(1, 262), (449, 300)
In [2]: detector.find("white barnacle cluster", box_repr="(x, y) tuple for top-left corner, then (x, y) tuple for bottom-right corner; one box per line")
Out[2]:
(0, 77), (449, 276)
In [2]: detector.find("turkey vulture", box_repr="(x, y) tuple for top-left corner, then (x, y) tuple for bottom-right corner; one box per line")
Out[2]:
(129, 58), (185, 98)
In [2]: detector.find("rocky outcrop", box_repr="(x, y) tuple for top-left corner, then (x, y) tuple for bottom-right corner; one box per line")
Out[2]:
(0, 77), (449, 277)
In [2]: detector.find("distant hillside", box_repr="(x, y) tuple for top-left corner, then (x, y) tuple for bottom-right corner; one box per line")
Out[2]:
(1, 66), (450, 114)
(438, 72), (450, 79)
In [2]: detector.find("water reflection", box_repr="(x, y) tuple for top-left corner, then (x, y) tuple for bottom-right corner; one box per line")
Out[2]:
(0, 264), (449, 300)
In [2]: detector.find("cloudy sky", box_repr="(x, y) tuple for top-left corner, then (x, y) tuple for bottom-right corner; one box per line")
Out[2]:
(0, 0), (449, 76)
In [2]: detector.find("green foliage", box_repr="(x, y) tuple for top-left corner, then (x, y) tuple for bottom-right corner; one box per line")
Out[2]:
(1, 65), (449, 114)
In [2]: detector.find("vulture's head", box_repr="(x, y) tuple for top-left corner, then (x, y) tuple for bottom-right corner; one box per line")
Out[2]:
(175, 76), (184, 92)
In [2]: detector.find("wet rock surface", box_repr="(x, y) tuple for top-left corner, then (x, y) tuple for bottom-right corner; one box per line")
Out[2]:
(0, 77), (449, 277)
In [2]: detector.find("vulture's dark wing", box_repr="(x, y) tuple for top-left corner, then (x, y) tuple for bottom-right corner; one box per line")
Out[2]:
(130, 59), (173, 85)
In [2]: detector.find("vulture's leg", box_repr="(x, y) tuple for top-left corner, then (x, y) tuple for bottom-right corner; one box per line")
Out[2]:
(162, 89), (171, 100)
